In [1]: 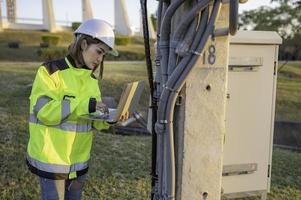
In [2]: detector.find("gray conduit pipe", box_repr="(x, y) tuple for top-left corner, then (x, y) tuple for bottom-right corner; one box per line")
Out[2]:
(156, 1), (210, 198)
(180, 6), (210, 54)
(174, 7), (209, 59)
(167, 0), (211, 78)
(156, 1), (221, 199)
(158, 0), (219, 119)
(155, 0), (163, 92)
(175, 17), (198, 57)
(164, 0), (221, 125)
(159, 12), (209, 193)
(155, 1), (170, 199)
(158, 3), (209, 126)
(159, 0), (186, 86)
(173, 0), (211, 42)
(229, 0), (238, 35)
(167, 17), (198, 78)
(175, 7), (206, 57)
(157, 0), (186, 198)
(152, 1), (163, 199)
(156, 1), (174, 198)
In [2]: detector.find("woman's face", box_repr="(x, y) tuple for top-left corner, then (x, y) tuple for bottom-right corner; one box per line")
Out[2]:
(81, 40), (110, 70)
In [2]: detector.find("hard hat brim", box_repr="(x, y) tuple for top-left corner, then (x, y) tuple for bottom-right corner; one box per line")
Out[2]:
(109, 49), (119, 56)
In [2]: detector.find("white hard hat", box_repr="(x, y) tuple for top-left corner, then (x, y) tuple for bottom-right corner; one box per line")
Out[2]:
(75, 19), (118, 56)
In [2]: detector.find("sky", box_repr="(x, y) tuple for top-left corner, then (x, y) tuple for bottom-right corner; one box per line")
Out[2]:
(0, 0), (278, 29)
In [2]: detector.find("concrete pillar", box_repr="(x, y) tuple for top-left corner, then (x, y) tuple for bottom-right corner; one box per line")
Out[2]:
(176, 4), (230, 200)
(82, 0), (93, 21)
(114, 0), (132, 36)
(42, 0), (56, 32)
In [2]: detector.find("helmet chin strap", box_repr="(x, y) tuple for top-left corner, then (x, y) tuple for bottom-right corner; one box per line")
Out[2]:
(91, 55), (104, 80)
(91, 64), (100, 79)
(74, 34), (82, 46)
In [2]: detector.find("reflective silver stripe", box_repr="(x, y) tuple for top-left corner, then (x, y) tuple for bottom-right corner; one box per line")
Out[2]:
(34, 96), (71, 122)
(27, 155), (89, 173)
(29, 113), (92, 132)
(61, 99), (71, 121)
(34, 96), (51, 114)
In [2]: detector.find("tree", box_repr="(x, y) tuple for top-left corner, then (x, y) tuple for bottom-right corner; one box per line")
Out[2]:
(239, 0), (301, 60)
(239, 0), (301, 39)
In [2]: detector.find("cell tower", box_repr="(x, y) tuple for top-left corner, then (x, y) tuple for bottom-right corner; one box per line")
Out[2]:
(6, 0), (16, 23)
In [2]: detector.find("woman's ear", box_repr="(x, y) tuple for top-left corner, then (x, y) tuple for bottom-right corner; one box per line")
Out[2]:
(80, 39), (88, 51)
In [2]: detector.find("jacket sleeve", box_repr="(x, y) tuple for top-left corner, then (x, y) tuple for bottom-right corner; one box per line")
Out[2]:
(29, 66), (95, 126)
(92, 120), (110, 131)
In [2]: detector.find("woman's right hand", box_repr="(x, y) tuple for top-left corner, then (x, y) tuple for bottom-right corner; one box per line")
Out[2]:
(96, 101), (109, 114)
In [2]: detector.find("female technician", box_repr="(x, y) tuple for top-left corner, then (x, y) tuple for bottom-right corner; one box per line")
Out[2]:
(26, 19), (125, 200)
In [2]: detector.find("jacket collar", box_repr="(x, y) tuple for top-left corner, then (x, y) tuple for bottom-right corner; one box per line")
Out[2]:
(66, 54), (90, 70)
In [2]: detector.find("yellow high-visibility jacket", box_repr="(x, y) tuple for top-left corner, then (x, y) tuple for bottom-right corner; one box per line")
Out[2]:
(27, 55), (109, 180)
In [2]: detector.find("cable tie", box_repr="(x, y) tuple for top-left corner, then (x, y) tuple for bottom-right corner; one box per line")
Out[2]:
(164, 86), (179, 93)
(159, 120), (168, 124)
(159, 120), (174, 124)
(189, 50), (203, 56)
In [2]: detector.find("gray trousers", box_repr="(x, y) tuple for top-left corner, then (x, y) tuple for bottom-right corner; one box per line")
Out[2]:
(39, 175), (87, 200)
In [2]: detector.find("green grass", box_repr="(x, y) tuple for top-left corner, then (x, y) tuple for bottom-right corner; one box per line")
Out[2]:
(0, 30), (154, 62)
(276, 63), (301, 121)
(0, 61), (300, 199)
(0, 30), (73, 45)
(0, 62), (151, 199)
(235, 148), (301, 200)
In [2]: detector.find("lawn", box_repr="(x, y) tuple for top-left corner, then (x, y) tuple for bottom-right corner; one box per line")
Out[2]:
(276, 62), (301, 121)
(0, 61), (151, 199)
(0, 30), (154, 62)
(0, 61), (300, 199)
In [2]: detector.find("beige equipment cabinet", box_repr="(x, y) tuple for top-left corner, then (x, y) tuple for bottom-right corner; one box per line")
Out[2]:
(222, 31), (282, 199)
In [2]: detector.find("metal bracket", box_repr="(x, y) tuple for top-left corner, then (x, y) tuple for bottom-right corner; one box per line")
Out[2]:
(222, 163), (258, 176)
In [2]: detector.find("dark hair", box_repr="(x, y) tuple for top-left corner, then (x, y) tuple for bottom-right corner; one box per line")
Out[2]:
(68, 34), (106, 79)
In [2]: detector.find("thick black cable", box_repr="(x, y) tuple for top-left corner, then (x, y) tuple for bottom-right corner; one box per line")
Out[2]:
(139, 0), (159, 199)
(140, 0), (154, 99)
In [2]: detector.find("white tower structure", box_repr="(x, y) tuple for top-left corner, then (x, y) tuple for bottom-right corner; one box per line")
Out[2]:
(42, 0), (56, 32)
(114, 0), (132, 36)
(82, 0), (93, 21)
(0, 1), (3, 31)
(6, 0), (16, 23)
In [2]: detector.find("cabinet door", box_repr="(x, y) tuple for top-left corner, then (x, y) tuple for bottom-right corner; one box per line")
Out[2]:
(222, 44), (277, 195)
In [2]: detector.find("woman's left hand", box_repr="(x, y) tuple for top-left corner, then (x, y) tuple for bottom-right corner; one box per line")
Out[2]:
(96, 101), (109, 114)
